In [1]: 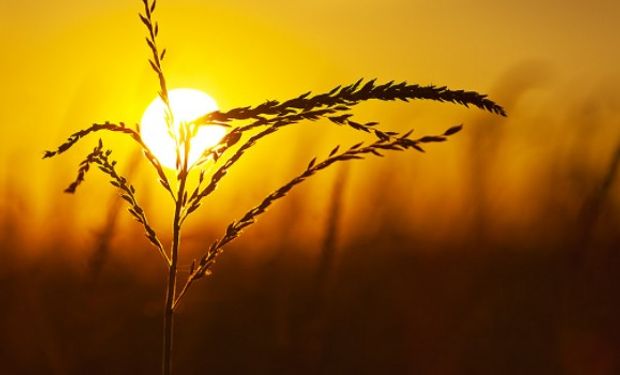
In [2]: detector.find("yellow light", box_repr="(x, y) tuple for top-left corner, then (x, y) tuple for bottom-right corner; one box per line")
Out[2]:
(140, 88), (227, 169)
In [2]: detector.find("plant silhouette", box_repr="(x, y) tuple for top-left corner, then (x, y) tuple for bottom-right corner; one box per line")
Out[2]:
(43, 1), (506, 374)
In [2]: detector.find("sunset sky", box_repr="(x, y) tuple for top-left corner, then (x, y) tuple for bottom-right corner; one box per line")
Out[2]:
(0, 0), (618, 252)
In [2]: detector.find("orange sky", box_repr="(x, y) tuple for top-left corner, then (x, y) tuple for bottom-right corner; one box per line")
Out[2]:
(0, 0), (618, 254)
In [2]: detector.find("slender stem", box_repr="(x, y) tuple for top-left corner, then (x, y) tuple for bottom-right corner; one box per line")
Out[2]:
(163, 174), (187, 375)
(163, 129), (191, 375)
(172, 274), (194, 310)
(163, 179), (185, 375)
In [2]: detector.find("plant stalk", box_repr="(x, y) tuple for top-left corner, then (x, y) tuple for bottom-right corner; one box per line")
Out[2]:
(163, 171), (188, 375)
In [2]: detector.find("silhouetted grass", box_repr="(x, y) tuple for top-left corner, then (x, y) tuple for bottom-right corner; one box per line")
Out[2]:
(41, 1), (506, 374)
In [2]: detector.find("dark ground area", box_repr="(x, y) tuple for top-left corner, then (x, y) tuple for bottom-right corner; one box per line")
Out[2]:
(1, 223), (618, 374)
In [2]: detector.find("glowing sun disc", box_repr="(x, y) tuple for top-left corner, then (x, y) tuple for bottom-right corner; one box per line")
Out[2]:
(140, 88), (226, 169)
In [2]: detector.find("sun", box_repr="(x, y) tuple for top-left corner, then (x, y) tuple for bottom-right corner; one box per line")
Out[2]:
(140, 88), (227, 169)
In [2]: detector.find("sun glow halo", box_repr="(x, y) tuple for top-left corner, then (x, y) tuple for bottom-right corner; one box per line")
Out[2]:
(140, 88), (227, 169)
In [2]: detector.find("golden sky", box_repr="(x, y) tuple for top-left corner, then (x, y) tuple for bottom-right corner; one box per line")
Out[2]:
(0, 0), (618, 254)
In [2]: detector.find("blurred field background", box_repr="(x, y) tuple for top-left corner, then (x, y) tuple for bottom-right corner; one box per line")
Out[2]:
(1, 0), (619, 373)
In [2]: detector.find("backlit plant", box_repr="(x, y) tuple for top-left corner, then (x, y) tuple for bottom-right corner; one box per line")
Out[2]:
(43, 1), (505, 374)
